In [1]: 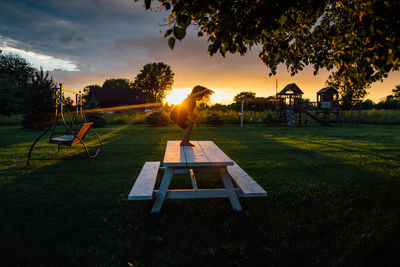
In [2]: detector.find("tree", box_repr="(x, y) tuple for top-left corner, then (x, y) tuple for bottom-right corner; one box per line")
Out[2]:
(234, 91), (256, 103)
(21, 68), (57, 129)
(0, 74), (19, 115)
(361, 99), (375, 110)
(102, 78), (132, 88)
(139, 0), (400, 99)
(0, 53), (35, 114)
(133, 62), (174, 102)
(376, 95), (400, 110)
(82, 84), (101, 105)
(63, 96), (74, 110)
(392, 85), (400, 101)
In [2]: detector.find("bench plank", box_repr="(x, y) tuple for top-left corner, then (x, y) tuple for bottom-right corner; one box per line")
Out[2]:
(128, 161), (160, 200)
(227, 162), (267, 197)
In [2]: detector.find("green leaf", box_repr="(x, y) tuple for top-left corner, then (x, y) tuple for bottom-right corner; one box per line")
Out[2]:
(168, 37), (176, 49)
(164, 29), (173, 38)
(177, 14), (191, 28)
(173, 26), (186, 40)
(277, 15), (287, 26)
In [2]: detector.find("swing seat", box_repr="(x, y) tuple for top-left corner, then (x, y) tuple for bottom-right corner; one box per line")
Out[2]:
(49, 122), (93, 146)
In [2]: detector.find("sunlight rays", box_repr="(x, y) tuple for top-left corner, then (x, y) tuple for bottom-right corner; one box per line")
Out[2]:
(84, 102), (163, 113)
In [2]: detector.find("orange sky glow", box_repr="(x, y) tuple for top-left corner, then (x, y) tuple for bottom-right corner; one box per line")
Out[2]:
(54, 34), (399, 105)
(164, 51), (400, 105)
(62, 44), (400, 106)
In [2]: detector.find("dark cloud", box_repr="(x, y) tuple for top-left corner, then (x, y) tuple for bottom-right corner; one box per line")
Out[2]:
(0, 0), (167, 60)
(0, 0), (290, 82)
(74, 36), (87, 44)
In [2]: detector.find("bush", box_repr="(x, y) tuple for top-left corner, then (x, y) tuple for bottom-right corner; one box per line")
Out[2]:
(86, 113), (106, 128)
(206, 113), (224, 126)
(103, 112), (148, 124)
(263, 114), (280, 126)
(0, 114), (22, 125)
(146, 111), (170, 126)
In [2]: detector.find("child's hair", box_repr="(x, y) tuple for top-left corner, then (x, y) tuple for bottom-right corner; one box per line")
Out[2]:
(190, 85), (214, 99)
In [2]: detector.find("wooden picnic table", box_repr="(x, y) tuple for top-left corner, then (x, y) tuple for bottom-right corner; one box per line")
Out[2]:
(129, 141), (267, 213)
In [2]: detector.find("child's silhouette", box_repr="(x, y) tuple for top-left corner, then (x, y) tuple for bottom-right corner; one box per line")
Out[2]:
(170, 85), (214, 146)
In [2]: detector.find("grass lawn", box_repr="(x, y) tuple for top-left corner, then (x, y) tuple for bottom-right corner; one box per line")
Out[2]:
(1, 124), (399, 266)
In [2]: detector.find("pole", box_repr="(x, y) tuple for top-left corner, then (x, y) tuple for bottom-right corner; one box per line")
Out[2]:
(357, 100), (362, 127)
(240, 100), (244, 128)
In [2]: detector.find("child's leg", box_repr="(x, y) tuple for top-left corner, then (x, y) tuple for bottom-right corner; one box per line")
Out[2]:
(181, 120), (194, 146)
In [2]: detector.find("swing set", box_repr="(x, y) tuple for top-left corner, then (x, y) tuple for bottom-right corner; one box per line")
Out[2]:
(27, 84), (103, 166)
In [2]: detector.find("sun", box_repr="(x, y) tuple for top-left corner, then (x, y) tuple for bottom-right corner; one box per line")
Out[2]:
(165, 88), (191, 105)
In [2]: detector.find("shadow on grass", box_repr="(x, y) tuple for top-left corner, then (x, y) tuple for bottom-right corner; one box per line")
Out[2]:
(214, 126), (400, 266)
(0, 124), (161, 265)
(0, 126), (45, 148)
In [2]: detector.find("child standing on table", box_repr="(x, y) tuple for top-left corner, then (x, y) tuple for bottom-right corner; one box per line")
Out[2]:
(170, 85), (214, 146)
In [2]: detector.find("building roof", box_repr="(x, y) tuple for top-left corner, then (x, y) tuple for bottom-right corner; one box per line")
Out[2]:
(277, 83), (303, 95)
(317, 87), (338, 94)
(90, 87), (145, 104)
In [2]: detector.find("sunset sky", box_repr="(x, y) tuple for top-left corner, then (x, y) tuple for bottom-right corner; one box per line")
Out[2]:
(1, 0), (399, 104)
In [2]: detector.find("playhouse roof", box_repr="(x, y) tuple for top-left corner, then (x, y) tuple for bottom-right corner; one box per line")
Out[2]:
(277, 83), (303, 95)
(317, 87), (338, 95)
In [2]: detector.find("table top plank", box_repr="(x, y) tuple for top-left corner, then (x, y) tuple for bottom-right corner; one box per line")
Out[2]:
(163, 141), (186, 167)
(183, 141), (212, 166)
(198, 141), (234, 166)
(163, 141), (233, 167)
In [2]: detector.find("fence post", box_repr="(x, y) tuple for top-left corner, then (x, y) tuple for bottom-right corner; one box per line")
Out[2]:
(240, 100), (244, 128)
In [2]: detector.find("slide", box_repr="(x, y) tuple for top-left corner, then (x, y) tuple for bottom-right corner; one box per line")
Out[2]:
(304, 111), (331, 126)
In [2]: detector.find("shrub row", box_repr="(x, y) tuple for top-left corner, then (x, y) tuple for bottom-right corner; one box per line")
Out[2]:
(2, 109), (400, 127)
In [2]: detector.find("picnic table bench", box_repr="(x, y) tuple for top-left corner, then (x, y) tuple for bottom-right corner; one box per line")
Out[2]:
(128, 141), (267, 213)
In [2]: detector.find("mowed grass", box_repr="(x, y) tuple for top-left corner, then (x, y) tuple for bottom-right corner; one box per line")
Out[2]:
(0, 124), (399, 266)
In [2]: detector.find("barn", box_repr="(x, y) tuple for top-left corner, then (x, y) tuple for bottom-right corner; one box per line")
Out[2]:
(88, 87), (146, 108)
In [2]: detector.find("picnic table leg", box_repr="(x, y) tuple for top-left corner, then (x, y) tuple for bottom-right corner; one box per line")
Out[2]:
(151, 167), (174, 213)
(219, 168), (242, 211)
(189, 169), (198, 191)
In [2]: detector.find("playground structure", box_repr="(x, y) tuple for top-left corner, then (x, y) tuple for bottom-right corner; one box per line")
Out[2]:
(275, 83), (362, 127)
(275, 83), (304, 126)
(27, 84), (103, 166)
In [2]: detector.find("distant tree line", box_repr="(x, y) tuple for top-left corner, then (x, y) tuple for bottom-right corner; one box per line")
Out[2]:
(358, 87), (400, 109)
(87, 62), (174, 103)
(206, 91), (276, 112)
(208, 88), (400, 112)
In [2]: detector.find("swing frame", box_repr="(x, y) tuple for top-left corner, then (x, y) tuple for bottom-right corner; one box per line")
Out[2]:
(27, 84), (103, 166)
